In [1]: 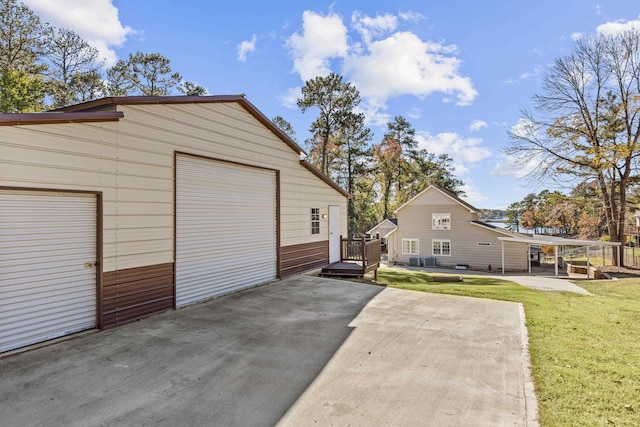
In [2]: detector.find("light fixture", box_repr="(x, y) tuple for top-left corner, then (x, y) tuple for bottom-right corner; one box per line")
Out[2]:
(322, 214), (327, 219)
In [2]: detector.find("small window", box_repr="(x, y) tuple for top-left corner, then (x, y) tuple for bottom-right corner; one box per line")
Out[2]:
(432, 213), (451, 230)
(477, 242), (491, 247)
(432, 239), (451, 256)
(311, 208), (320, 234)
(402, 238), (419, 255)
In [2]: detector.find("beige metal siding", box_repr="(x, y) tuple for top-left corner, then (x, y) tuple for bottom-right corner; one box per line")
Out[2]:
(175, 155), (277, 306)
(0, 191), (97, 353)
(0, 102), (347, 276)
(395, 189), (527, 271)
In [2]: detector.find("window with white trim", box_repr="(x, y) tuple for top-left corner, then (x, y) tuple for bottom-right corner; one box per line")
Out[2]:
(402, 238), (419, 255)
(432, 239), (451, 256)
(432, 213), (451, 230)
(311, 208), (320, 234)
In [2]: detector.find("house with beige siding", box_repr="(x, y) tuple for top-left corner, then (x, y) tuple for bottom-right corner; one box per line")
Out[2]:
(0, 95), (348, 354)
(386, 185), (528, 271)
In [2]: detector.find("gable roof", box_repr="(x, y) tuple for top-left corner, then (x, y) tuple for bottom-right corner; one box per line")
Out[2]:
(56, 95), (306, 156)
(470, 220), (518, 237)
(366, 218), (398, 235)
(0, 95), (350, 198)
(394, 185), (479, 214)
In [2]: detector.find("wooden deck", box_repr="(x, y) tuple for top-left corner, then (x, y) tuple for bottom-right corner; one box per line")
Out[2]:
(320, 261), (365, 277)
(320, 236), (381, 279)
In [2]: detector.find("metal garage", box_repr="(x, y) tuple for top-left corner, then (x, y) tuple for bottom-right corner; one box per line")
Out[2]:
(175, 154), (278, 307)
(0, 191), (98, 353)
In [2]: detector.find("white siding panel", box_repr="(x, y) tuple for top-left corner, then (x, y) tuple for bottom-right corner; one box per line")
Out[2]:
(176, 155), (277, 307)
(0, 191), (97, 353)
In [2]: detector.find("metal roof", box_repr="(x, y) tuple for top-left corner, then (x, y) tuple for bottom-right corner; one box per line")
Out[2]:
(497, 235), (621, 247)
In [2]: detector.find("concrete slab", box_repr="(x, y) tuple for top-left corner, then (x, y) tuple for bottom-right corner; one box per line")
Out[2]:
(386, 264), (591, 295)
(0, 275), (537, 426)
(278, 287), (537, 426)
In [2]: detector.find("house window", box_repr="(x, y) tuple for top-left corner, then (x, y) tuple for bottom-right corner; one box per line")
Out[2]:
(432, 239), (451, 256)
(311, 208), (320, 234)
(402, 238), (419, 255)
(477, 242), (491, 246)
(432, 213), (451, 230)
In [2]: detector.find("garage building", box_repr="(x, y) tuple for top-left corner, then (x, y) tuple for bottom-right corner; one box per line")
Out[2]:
(0, 95), (348, 353)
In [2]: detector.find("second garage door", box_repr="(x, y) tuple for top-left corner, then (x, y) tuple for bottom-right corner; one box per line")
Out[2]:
(0, 191), (97, 353)
(175, 155), (277, 307)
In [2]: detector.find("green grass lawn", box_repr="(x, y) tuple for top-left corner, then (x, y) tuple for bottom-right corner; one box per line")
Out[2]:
(372, 268), (640, 426)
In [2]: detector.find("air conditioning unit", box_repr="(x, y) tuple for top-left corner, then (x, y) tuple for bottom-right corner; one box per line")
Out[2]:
(422, 257), (437, 267)
(409, 257), (419, 267)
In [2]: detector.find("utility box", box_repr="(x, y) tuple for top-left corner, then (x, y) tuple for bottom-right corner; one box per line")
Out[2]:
(409, 257), (419, 267)
(422, 257), (437, 267)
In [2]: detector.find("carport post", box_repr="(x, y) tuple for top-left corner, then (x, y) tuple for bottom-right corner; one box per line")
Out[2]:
(555, 245), (559, 278)
(501, 240), (505, 275)
(618, 244), (621, 272)
(586, 247), (590, 279)
(528, 244), (531, 274)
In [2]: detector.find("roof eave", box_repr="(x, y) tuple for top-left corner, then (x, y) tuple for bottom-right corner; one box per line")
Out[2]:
(394, 185), (479, 214)
(0, 111), (124, 126)
(300, 160), (351, 199)
(56, 95), (305, 157)
(470, 221), (515, 237)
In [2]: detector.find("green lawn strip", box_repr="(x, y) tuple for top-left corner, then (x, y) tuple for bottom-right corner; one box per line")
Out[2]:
(373, 269), (640, 426)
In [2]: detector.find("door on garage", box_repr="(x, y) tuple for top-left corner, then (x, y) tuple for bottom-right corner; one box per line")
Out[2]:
(0, 190), (98, 353)
(329, 205), (341, 263)
(175, 155), (278, 307)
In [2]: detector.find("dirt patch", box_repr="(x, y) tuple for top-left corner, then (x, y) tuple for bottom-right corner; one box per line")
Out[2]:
(597, 265), (640, 278)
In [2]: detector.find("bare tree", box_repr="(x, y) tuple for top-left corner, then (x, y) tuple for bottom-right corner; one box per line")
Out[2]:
(506, 30), (640, 265)
(44, 27), (104, 107)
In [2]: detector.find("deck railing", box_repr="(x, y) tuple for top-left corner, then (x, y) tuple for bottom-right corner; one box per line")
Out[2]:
(364, 238), (381, 269)
(340, 235), (381, 274)
(341, 236), (365, 261)
(323, 235), (381, 279)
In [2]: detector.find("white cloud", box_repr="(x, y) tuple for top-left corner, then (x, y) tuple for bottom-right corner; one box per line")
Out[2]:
(469, 119), (487, 132)
(345, 31), (477, 108)
(352, 12), (397, 44)
(459, 181), (488, 204)
(571, 32), (583, 41)
(519, 66), (542, 80)
(286, 10), (349, 81)
(416, 131), (492, 174)
(23, 0), (133, 66)
(278, 86), (302, 109)
(597, 18), (640, 36)
(284, 10), (477, 119)
(237, 34), (257, 62)
(398, 11), (425, 23)
(489, 153), (541, 179)
(490, 118), (545, 179)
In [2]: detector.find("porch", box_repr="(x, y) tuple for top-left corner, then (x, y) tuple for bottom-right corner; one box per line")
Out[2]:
(321, 236), (381, 279)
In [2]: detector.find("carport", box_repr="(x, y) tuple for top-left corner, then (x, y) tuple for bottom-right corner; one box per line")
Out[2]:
(498, 235), (622, 278)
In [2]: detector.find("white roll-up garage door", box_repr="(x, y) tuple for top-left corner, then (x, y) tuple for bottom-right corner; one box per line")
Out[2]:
(176, 155), (277, 307)
(0, 191), (97, 353)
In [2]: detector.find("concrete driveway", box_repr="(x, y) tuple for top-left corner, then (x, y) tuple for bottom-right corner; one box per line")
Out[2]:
(0, 275), (537, 426)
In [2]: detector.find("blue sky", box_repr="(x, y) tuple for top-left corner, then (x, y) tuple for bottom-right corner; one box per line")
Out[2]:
(22, 0), (640, 208)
